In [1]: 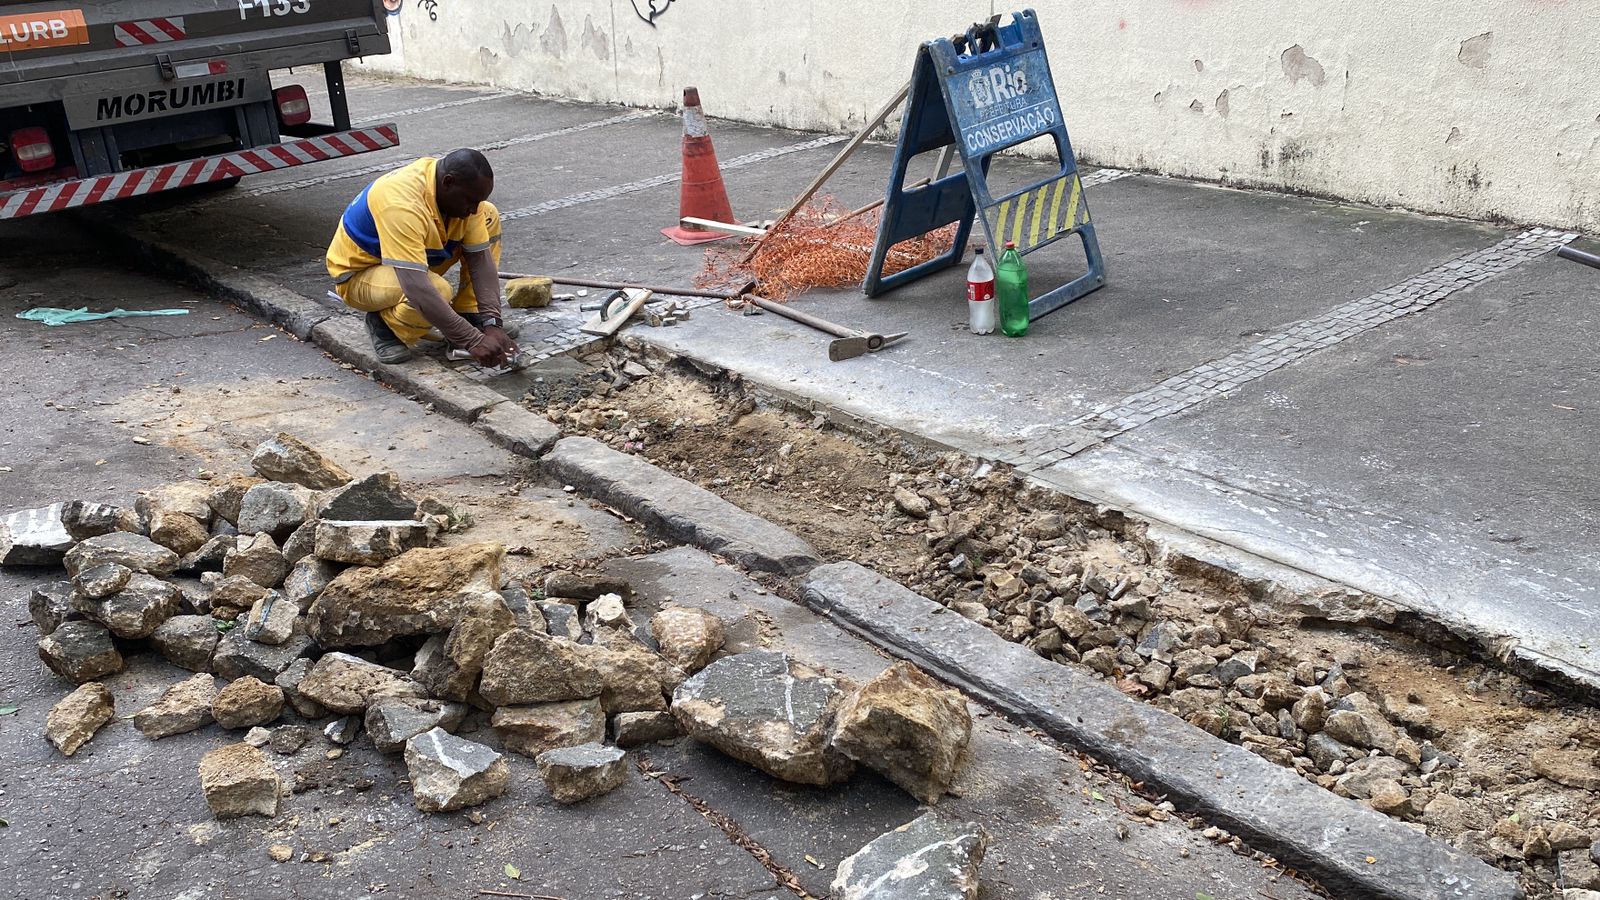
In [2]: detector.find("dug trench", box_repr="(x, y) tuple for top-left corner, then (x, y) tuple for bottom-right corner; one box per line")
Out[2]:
(531, 343), (1600, 900)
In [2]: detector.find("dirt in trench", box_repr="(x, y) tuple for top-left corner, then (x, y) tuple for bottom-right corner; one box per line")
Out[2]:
(531, 347), (1600, 899)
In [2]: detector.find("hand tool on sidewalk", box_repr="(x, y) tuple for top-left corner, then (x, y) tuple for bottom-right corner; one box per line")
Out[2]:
(732, 291), (907, 362)
(500, 273), (907, 360)
(579, 288), (653, 336)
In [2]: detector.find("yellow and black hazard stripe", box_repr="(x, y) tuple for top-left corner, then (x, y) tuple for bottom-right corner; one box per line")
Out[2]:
(989, 172), (1091, 252)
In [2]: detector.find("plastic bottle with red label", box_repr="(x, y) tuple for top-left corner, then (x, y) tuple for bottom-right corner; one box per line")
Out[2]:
(967, 247), (996, 335)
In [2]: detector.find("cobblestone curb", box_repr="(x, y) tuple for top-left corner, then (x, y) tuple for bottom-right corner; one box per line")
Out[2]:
(800, 560), (1524, 900)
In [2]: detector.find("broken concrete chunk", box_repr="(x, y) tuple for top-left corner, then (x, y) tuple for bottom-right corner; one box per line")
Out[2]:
(199, 743), (280, 819)
(280, 521), (316, 566)
(274, 657), (328, 718)
(64, 531), (179, 578)
(479, 629), (603, 707)
(537, 743), (627, 804)
(540, 601), (583, 640)
(207, 475), (265, 526)
(1324, 695), (1399, 756)
(672, 650), (854, 786)
(133, 672), (219, 739)
(830, 662), (972, 805)
(243, 593), (297, 645)
(325, 714), (362, 746)
(208, 575), (271, 620)
(38, 621), (123, 683)
(237, 482), (315, 541)
(649, 607), (726, 674)
(269, 724), (312, 755)
(45, 682), (116, 756)
(296, 652), (427, 715)
(1532, 748), (1600, 791)
(178, 534), (236, 573)
(243, 726), (272, 747)
(29, 581), (82, 635)
(250, 432), (353, 490)
(306, 543), (503, 647)
(136, 482), (214, 527)
(0, 503), (75, 566)
(414, 591), (516, 702)
(544, 571), (630, 602)
(584, 593), (632, 632)
(585, 634), (685, 714)
(404, 728), (509, 813)
(612, 711), (680, 748)
(832, 814), (988, 900)
(1215, 650), (1261, 686)
(151, 615), (221, 672)
(282, 556), (337, 611)
(147, 510), (209, 556)
(893, 486), (931, 519)
(59, 500), (140, 542)
(492, 698), (606, 759)
(312, 471), (416, 521)
(212, 676), (285, 729)
(313, 519), (430, 566)
(366, 697), (468, 754)
(213, 626), (315, 682)
(73, 572), (181, 639)
(223, 533), (289, 588)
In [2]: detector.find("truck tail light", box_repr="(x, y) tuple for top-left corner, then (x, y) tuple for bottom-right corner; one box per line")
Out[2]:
(273, 86), (312, 127)
(10, 127), (55, 173)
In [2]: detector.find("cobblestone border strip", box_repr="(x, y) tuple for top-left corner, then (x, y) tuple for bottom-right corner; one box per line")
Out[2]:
(1081, 167), (1135, 187)
(501, 135), (848, 221)
(1015, 227), (1577, 464)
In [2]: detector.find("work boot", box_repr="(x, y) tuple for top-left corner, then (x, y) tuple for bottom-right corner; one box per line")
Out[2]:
(364, 313), (414, 364)
(460, 311), (520, 340)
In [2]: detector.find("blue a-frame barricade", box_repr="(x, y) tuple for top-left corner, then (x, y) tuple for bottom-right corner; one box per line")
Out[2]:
(863, 10), (1107, 320)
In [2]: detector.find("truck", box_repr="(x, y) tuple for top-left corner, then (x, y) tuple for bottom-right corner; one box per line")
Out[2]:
(0, 0), (397, 219)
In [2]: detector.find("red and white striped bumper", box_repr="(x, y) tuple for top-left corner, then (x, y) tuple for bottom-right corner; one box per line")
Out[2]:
(0, 124), (398, 220)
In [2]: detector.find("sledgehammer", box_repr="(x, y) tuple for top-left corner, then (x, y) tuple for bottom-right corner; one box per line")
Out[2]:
(498, 273), (908, 361)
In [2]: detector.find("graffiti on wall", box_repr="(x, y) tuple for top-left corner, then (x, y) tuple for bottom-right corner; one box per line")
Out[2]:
(630, 0), (676, 27)
(415, 0), (437, 21)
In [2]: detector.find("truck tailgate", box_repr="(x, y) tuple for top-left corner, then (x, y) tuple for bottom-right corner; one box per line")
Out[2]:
(0, 0), (387, 87)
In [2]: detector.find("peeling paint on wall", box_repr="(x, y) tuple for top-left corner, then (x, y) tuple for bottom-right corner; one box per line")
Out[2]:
(1459, 32), (1493, 68)
(1189, 98), (1204, 113)
(581, 14), (610, 62)
(1446, 126), (1462, 145)
(1281, 45), (1326, 87)
(541, 6), (567, 58)
(1216, 88), (1230, 118)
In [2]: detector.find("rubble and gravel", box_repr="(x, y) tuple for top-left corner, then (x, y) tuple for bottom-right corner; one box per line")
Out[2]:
(403, 727), (509, 812)
(542, 353), (1600, 898)
(832, 814), (988, 900)
(133, 672), (219, 739)
(198, 743), (281, 818)
(536, 742), (628, 804)
(45, 682), (115, 756)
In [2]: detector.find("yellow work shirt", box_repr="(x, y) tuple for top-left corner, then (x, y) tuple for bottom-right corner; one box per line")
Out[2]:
(326, 156), (494, 284)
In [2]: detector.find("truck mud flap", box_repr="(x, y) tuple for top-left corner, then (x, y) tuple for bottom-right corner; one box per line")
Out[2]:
(0, 123), (397, 219)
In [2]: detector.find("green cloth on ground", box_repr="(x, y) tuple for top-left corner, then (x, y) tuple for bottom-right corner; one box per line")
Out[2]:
(16, 307), (191, 326)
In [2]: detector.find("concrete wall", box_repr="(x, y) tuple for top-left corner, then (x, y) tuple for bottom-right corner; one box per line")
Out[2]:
(359, 1), (1600, 231)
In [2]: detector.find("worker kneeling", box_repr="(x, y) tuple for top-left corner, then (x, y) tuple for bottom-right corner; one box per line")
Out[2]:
(326, 148), (519, 366)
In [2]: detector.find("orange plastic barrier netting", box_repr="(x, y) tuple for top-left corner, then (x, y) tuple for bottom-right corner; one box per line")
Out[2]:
(698, 197), (958, 302)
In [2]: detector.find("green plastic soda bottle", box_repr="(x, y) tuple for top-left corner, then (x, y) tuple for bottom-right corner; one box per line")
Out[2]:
(996, 240), (1029, 337)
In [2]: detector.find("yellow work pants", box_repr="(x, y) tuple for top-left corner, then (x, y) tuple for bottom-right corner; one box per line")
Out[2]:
(336, 202), (502, 346)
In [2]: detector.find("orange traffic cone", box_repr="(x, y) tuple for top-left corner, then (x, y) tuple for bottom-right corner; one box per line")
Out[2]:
(661, 87), (737, 245)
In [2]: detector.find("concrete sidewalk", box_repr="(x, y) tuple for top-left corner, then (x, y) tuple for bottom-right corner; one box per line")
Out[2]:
(99, 71), (1598, 694)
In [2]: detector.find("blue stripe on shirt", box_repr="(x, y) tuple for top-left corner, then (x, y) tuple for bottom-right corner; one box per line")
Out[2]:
(340, 184), (382, 258)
